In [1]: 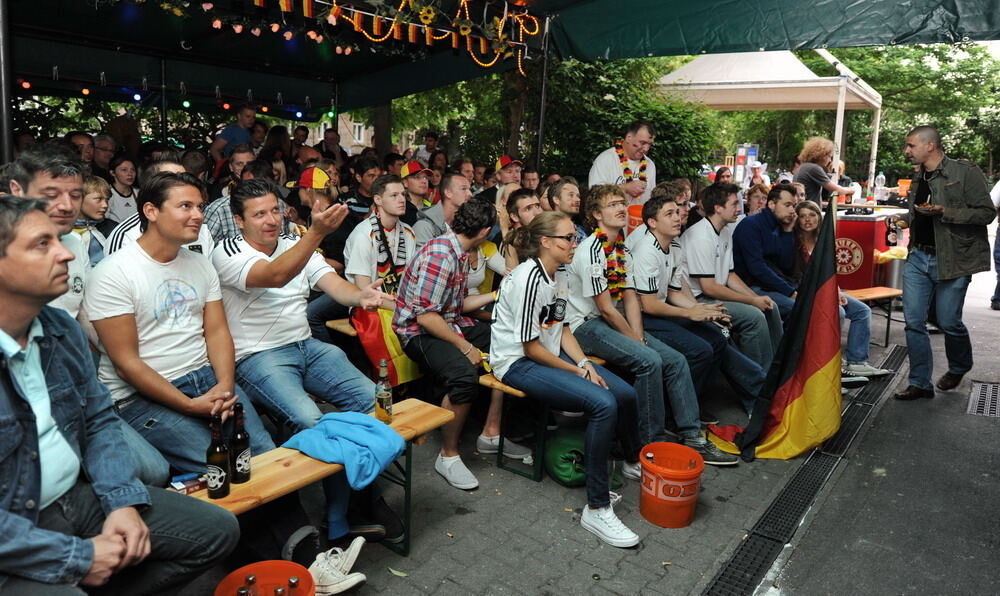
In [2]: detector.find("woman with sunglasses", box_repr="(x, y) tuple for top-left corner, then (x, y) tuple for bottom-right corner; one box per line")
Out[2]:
(490, 211), (642, 548)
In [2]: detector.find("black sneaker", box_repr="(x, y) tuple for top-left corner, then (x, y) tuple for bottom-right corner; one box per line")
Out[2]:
(699, 410), (719, 425)
(371, 496), (405, 544)
(683, 436), (739, 466)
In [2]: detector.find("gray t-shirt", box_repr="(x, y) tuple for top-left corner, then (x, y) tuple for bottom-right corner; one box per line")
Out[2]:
(794, 162), (832, 204)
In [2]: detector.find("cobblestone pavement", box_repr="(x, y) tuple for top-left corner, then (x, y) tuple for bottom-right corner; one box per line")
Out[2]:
(351, 419), (800, 595)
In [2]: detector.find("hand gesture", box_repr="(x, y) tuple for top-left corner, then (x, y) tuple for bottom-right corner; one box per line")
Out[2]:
(463, 344), (483, 367)
(100, 507), (151, 571)
(187, 389), (237, 420)
(687, 302), (727, 322)
(358, 278), (385, 311)
(752, 295), (775, 312)
(623, 180), (646, 198)
(309, 201), (349, 236)
(81, 534), (126, 587)
(579, 363), (608, 389)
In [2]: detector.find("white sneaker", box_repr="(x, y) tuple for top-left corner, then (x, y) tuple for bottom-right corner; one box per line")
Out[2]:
(313, 536), (365, 575)
(309, 548), (367, 595)
(580, 505), (640, 548)
(844, 362), (892, 377)
(476, 434), (532, 460)
(620, 461), (642, 481)
(609, 491), (623, 507)
(434, 454), (479, 490)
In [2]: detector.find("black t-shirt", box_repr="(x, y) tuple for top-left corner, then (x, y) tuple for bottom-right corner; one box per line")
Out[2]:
(910, 173), (935, 247)
(400, 200), (420, 227)
(794, 162), (832, 204)
(320, 189), (373, 266)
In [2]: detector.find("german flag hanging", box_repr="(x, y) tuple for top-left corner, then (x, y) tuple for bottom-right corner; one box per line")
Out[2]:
(278, 0), (293, 12)
(253, 0), (266, 7)
(709, 199), (842, 460)
(302, 0), (314, 18)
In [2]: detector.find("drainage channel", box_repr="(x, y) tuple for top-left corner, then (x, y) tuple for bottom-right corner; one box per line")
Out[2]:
(703, 344), (907, 596)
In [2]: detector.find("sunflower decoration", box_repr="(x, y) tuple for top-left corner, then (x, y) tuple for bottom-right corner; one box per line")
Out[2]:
(418, 5), (436, 25)
(455, 18), (473, 36)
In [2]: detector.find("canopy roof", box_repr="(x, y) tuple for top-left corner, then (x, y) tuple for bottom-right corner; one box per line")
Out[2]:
(659, 51), (882, 111)
(9, 0), (1000, 119)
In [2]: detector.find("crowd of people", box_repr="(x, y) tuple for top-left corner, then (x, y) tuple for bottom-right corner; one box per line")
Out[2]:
(0, 106), (993, 593)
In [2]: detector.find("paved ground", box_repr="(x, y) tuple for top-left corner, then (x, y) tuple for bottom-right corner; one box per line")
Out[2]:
(769, 253), (1000, 596)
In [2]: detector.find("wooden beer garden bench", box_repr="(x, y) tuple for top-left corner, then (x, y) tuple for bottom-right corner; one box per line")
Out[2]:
(843, 286), (904, 348)
(324, 318), (357, 337)
(190, 398), (453, 556)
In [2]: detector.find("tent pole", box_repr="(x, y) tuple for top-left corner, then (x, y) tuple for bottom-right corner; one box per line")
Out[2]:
(867, 106), (881, 193)
(533, 16), (551, 172)
(832, 77), (847, 192)
(159, 58), (168, 143)
(0, 0), (14, 163)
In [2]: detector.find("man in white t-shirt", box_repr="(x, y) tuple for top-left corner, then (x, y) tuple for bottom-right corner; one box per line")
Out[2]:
(105, 157), (216, 258)
(7, 145), (90, 320)
(565, 185), (735, 464)
(631, 193), (766, 416)
(548, 176), (588, 243)
(7, 145), (171, 487)
(85, 172), (275, 472)
(681, 182), (782, 372)
(214, 178), (385, 436)
(344, 174), (416, 311)
(588, 120), (657, 206)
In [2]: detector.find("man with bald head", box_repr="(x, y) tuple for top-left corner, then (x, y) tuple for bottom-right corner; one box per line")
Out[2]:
(890, 125), (995, 401)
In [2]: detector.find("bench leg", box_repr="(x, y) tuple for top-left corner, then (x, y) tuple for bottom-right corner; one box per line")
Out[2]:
(378, 442), (412, 557)
(497, 397), (547, 482)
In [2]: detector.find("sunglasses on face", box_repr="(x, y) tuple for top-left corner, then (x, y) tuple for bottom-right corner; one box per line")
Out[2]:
(544, 234), (579, 244)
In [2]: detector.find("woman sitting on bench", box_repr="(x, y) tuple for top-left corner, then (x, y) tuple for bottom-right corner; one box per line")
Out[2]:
(489, 211), (642, 549)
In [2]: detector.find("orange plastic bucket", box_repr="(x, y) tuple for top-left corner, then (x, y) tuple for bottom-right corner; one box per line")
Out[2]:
(215, 560), (315, 596)
(627, 204), (644, 234)
(639, 442), (705, 528)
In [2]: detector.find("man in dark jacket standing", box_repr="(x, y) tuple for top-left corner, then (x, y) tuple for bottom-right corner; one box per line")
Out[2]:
(0, 197), (238, 594)
(891, 125), (996, 400)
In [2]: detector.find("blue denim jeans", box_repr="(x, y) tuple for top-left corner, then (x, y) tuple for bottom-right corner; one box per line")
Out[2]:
(117, 365), (276, 474)
(841, 294), (873, 365)
(752, 286), (796, 319)
(117, 417), (171, 487)
(698, 297), (781, 371)
(2, 479), (239, 596)
(993, 236), (1000, 302)
(644, 316), (765, 413)
(502, 354), (639, 509)
(573, 317), (700, 443)
(236, 339), (375, 433)
(902, 249), (973, 390)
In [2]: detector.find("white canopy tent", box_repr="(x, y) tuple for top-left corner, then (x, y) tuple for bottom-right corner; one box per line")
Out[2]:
(659, 50), (883, 190)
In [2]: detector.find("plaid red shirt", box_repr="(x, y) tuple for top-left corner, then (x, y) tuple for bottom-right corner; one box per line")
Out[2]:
(392, 229), (473, 346)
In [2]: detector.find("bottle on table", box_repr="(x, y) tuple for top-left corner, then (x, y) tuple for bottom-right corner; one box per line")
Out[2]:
(230, 402), (251, 484)
(206, 413), (230, 499)
(375, 359), (393, 424)
(874, 171), (887, 201)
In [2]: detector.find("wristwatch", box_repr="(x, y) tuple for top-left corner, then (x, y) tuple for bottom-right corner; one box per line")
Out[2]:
(576, 358), (593, 369)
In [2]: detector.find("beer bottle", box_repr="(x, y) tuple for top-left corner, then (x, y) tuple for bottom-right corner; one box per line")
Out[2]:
(374, 359), (393, 424)
(206, 413), (230, 499)
(230, 402), (251, 484)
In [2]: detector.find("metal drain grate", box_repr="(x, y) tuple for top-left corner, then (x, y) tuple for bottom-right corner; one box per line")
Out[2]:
(821, 402), (873, 457)
(702, 345), (906, 596)
(703, 534), (785, 596)
(852, 345), (907, 405)
(967, 382), (1000, 417)
(750, 452), (839, 542)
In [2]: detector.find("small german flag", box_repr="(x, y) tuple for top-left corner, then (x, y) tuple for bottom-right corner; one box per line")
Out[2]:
(302, 0), (314, 18)
(278, 0), (293, 12)
(709, 199), (842, 460)
(253, 0), (266, 7)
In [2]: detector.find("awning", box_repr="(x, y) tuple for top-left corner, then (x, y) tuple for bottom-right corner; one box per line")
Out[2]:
(658, 51), (881, 111)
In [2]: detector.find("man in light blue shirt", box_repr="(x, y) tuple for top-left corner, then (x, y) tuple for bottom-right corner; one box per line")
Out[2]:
(0, 197), (239, 594)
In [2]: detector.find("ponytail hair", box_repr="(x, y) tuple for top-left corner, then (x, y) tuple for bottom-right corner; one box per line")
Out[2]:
(506, 211), (569, 261)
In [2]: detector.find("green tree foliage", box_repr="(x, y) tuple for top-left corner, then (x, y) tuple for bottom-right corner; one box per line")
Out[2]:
(715, 44), (1000, 184)
(354, 55), (718, 180)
